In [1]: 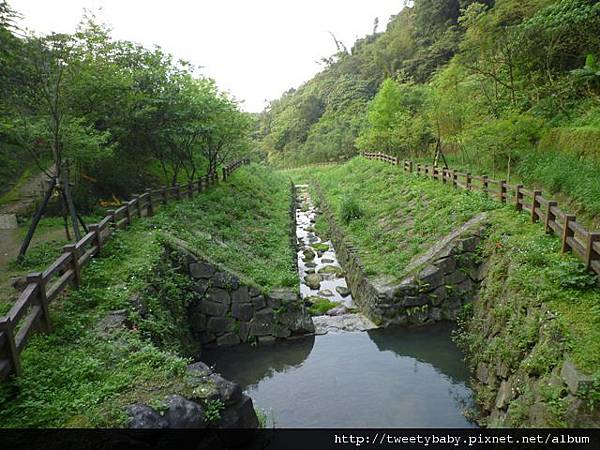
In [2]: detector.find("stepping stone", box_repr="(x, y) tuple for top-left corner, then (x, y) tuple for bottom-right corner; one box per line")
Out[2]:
(318, 265), (344, 278)
(305, 262), (317, 268)
(304, 274), (321, 290)
(336, 286), (351, 297)
(318, 289), (334, 297)
(321, 258), (334, 264)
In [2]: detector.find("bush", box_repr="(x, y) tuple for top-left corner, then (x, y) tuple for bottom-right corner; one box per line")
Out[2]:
(340, 195), (364, 224)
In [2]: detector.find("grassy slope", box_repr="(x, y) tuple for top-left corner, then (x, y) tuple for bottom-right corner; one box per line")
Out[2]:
(0, 164), (294, 427)
(286, 157), (600, 376)
(287, 157), (500, 281)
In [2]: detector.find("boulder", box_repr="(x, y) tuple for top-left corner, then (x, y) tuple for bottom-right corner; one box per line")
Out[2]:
(495, 380), (514, 410)
(304, 273), (321, 290)
(302, 248), (316, 261)
(318, 265), (344, 278)
(335, 286), (351, 297)
(232, 303), (253, 321)
(217, 333), (241, 347)
(164, 395), (206, 428)
(206, 317), (235, 334)
(189, 262), (215, 279)
(205, 288), (231, 305)
(219, 396), (259, 428)
(418, 265), (443, 289)
(326, 305), (348, 316)
(561, 359), (593, 395)
(209, 373), (242, 406)
(200, 300), (228, 317)
(231, 287), (249, 303)
(251, 294), (266, 309)
(212, 272), (240, 290)
(126, 404), (168, 429)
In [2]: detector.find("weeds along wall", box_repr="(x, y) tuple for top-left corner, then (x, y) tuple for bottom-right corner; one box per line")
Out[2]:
(0, 158), (249, 381)
(362, 152), (600, 281)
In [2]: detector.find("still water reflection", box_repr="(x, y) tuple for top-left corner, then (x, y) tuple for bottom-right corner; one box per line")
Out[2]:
(202, 323), (476, 428)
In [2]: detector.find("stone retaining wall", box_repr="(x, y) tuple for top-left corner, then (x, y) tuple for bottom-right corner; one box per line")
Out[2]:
(314, 183), (487, 326)
(167, 239), (314, 347)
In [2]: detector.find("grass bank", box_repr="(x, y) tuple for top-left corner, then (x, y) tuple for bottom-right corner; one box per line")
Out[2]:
(0, 163), (294, 427)
(285, 157), (600, 423)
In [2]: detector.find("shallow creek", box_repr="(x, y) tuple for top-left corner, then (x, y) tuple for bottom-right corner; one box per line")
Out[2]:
(202, 184), (476, 427)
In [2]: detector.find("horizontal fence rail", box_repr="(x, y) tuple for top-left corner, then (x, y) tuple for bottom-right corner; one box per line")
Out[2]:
(362, 151), (600, 280)
(0, 158), (250, 381)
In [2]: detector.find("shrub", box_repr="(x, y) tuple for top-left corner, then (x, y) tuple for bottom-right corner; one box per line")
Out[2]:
(340, 195), (364, 224)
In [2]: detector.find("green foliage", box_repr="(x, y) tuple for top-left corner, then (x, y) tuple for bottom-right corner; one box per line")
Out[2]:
(551, 261), (598, 291)
(148, 164), (298, 291)
(307, 297), (339, 316)
(203, 398), (224, 423)
(0, 11), (251, 208)
(340, 195), (364, 224)
(288, 158), (500, 281)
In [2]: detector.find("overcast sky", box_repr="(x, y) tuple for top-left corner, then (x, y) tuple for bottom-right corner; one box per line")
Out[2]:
(11, 0), (406, 112)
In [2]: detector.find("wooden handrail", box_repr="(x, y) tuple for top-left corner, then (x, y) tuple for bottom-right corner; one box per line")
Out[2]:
(362, 151), (600, 280)
(0, 157), (250, 381)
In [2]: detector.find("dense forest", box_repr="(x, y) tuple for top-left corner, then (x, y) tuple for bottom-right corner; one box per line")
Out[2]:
(258, 0), (600, 214)
(0, 1), (252, 211)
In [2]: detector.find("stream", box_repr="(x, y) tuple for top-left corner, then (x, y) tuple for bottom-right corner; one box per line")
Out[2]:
(202, 184), (476, 427)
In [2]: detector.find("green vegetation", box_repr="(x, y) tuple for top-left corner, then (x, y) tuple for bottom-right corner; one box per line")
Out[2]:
(0, 3), (253, 209)
(290, 157), (600, 423)
(260, 0), (600, 222)
(0, 164), (294, 427)
(307, 297), (339, 316)
(288, 158), (500, 281)
(150, 164), (297, 291)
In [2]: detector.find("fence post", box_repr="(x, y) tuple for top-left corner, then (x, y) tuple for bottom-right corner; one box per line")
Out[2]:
(187, 182), (193, 199)
(0, 318), (20, 377)
(499, 181), (507, 203)
(466, 173), (472, 191)
(452, 171), (458, 188)
(26, 272), (52, 334)
(134, 195), (142, 217)
(545, 201), (557, 234)
(88, 223), (102, 254)
(561, 214), (576, 253)
(222, 167), (227, 181)
(145, 190), (154, 216)
(107, 209), (116, 228)
(515, 184), (524, 211)
(63, 244), (81, 287)
(175, 184), (181, 200)
(585, 232), (600, 270)
(124, 202), (132, 225)
(531, 190), (542, 223)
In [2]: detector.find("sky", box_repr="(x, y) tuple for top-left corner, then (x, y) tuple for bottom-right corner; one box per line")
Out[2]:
(10, 0), (406, 112)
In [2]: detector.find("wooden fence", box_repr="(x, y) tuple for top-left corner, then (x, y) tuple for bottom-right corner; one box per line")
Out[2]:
(362, 151), (600, 279)
(0, 158), (249, 381)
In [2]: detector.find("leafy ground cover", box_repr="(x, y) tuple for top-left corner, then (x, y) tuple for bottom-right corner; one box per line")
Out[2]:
(0, 164), (295, 427)
(286, 157), (600, 380)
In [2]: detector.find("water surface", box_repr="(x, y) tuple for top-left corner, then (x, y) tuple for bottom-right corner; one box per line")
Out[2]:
(203, 323), (475, 428)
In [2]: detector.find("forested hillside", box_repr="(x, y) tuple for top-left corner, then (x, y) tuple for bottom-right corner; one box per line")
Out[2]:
(259, 0), (600, 217)
(0, 2), (252, 211)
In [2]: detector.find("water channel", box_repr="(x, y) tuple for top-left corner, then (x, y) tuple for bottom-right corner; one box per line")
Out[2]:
(202, 184), (476, 427)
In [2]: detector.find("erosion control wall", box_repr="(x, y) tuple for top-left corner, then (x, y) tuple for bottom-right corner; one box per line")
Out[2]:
(166, 239), (314, 347)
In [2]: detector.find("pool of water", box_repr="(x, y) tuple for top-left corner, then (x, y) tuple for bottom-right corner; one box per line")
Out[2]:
(202, 323), (476, 428)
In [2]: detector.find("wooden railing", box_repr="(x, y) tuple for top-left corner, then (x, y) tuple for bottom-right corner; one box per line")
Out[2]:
(0, 158), (249, 380)
(362, 151), (600, 278)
